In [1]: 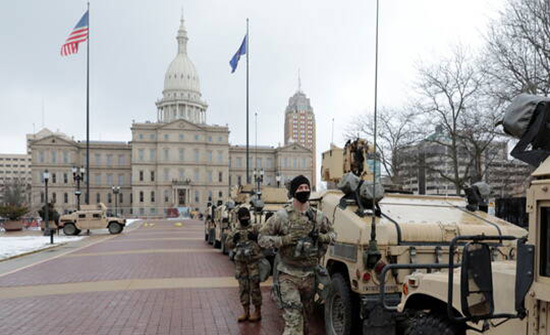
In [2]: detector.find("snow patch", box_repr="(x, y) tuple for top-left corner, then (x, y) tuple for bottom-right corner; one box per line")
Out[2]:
(0, 236), (85, 261)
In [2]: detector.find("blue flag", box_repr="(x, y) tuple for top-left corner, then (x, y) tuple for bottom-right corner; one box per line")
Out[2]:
(230, 34), (248, 73)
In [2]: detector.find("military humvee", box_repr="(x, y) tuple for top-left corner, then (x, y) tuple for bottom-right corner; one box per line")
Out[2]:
(58, 203), (126, 235)
(392, 94), (550, 335)
(316, 139), (527, 335)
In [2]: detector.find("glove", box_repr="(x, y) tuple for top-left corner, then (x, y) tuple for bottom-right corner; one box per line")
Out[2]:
(233, 232), (241, 244)
(308, 230), (319, 240)
(281, 233), (298, 246)
(247, 232), (258, 241)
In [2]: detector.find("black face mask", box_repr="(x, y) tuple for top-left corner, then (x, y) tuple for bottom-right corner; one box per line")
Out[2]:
(239, 218), (250, 226)
(295, 191), (310, 203)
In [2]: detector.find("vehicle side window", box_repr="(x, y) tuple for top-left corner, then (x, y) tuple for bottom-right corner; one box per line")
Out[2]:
(78, 214), (86, 218)
(540, 207), (550, 277)
(93, 214), (101, 218)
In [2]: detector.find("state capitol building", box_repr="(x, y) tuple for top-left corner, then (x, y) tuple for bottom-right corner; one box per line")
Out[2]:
(27, 16), (315, 216)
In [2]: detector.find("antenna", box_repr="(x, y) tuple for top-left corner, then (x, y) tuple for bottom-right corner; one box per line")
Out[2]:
(331, 118), (335, 144)
(298, 68), (302, 92)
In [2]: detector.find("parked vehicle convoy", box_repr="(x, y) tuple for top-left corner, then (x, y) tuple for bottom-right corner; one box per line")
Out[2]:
(315, 139), (527, 335)
(57, 203), (126, 235)
(390, 94), (550, 335)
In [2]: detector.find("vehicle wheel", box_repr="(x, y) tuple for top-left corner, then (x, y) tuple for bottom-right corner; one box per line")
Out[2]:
(63, 223), (78, 236)
(325, 273), (356, 335)
(405, 313), (465, 335)
(75, 229), (81, 235)
(108, 222), (123, 234)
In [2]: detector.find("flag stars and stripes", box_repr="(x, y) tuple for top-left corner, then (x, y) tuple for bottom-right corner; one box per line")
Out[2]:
(61, 10), (89, 57)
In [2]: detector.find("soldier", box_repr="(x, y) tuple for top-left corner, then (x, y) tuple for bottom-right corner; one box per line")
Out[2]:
(259, 175), (335, 335)
(226, 207), (263, 322)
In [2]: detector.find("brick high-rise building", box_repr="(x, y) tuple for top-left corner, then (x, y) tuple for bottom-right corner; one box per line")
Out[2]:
(284, 85), (316, 189)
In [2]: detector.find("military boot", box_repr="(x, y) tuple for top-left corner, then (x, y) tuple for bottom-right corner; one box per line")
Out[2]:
(248, 305), (262, 322)
(237, 305), (249, 322)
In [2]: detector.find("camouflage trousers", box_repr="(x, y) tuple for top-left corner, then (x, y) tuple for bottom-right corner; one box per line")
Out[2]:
(235, 260), (262, 307)
(278, 272), (315, 335)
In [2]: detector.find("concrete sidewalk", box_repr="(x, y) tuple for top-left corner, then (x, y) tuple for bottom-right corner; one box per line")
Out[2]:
(0, 219), (325, 335)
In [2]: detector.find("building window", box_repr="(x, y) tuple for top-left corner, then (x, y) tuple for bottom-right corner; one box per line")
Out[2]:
(130, 193), (133, 203)
(51, 151), (57, 164)
(195, 135), (200, 141)
(179, 149), (184, 161)
(150, 134), (155, 140)
(194, 150), (199, 163)
(194, 170), (200, 182)
(63, 173), (68, 184)
(119, 193), (123, 204)
(94, 153), (100, 165)
(151, 191), (155, 203)
(207, 151), (213, 163)
(95, 174), (101, 185)
(207, 171), (213, 183)
(195, 191), (199, 203)
(39, 151), (44, 163)
(138, 134), (144, 140)
(139, 191), (144, 202)
(219, 191), (223, 198)
(149, 149), (156, 161)
(107, 174), (113, 185)
(63, 151), (69, 164)
(217, 151), (223, 163)
(150, 171), (155, 182)
(108, 193), (112, 204)
(139, 208), (144, 215)
(52, 173), (57, 184)
(139, 170), (144, 182)
(257, 158), (262, 168)
(179, 134), (184, 141)
(96, 193), (100, 203)
(51, 192), (56, 204)
(118, 154), (125, 165)
(138, 149), (144, 161)
(163, 148), (169, 161)
(164, 134), (169, 141)
(267, 158), (273, 168)
(163, 168), (169, 181)
(237, 157), (242, 168)
(164, 190), (169, 202)
(118, 174), (124, 185)
(64, 193), (68, 203)
(208, 136), (212, 142)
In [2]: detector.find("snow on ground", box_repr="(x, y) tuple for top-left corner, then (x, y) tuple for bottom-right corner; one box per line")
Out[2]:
(0, 235), (85, 261)
(125, 219), (141, 226)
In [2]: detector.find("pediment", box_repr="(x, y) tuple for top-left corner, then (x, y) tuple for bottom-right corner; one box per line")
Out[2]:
(277, 143), (312, 153)
(31, 134), (77, 147)
(160, 119), (205, 131)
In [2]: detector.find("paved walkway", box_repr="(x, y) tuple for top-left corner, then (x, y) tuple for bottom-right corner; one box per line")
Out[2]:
(0, 219), (324, 335)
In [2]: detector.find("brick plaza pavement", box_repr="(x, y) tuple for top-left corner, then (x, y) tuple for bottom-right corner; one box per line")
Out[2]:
(0, 219), (325, 335)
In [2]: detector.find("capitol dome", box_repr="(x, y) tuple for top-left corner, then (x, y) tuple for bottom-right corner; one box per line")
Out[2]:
(163, 16), (201, 95)
(157, 14), (208, 124)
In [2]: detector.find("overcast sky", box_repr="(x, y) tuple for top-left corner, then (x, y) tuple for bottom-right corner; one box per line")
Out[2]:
(1, 0), (504, 166)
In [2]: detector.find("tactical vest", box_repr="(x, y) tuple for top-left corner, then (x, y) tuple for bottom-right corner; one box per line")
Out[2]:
(233, 225), (262, 262)
(277, 206), (324, 269)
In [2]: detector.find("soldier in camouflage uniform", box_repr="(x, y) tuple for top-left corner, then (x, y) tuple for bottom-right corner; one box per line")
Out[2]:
(259, 175), (336, 335)
(226, 207), (263, 322)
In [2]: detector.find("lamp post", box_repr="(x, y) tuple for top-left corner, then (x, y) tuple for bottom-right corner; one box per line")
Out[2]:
(43, 170), (53, 243)
(72, 166), (85, 210)
(253, 168), (264, 197)
(112, 185), (120, 217)
(276, 172), (281, 188)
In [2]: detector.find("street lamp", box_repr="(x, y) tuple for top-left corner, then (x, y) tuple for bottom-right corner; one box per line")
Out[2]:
(43, 170), (53, 243)
(112, 185), (120, 217)
(72, 165), (85, 210)
(276, 172), (281, 188)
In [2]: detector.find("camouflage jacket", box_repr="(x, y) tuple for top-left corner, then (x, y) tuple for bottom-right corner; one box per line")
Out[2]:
(259, 204), (336, 277)
(226, 222), (263, 262)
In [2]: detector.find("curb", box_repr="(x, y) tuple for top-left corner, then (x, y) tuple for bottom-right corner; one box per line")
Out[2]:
(0, 242), (68, 263)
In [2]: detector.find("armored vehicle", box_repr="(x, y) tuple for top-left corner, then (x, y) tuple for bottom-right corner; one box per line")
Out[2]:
(392, 94), (550, 335)
(317, 139), (527, 334)
(58, 203), (126, 235)
(212, 201), (235, 254)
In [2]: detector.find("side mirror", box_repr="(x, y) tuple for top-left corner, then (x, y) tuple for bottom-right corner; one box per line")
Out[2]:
(460, 242), (495, 319)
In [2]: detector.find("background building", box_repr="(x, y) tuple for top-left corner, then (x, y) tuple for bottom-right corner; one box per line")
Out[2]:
(284, 86), (317, 189)
(27, 15), (314, 217)
(0, 153), (32, 206)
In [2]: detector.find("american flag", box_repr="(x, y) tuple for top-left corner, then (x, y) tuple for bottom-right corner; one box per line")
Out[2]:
(61, 11), (89, 56)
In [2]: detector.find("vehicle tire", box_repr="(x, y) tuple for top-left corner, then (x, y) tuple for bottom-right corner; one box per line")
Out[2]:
(63, 223), (78, 236)
(108, 222), (123, 234)
(405, 313), (465, 335)
(75, 228), (81, 235)
(325, 273), (356, 335)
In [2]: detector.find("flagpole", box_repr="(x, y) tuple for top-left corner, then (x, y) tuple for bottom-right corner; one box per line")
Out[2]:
(86, 1), (90, 204)
(246, 18), (250, 184)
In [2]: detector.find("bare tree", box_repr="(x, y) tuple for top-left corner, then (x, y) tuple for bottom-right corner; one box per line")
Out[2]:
(2, 178), (28, 207)
(484, 0), (550, 102)
(415, 46), (487, 194)
(346, 107), (420, 186)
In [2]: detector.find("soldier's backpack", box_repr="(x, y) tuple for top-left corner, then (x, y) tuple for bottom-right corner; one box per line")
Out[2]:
(500, 94), (550, 166)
